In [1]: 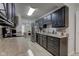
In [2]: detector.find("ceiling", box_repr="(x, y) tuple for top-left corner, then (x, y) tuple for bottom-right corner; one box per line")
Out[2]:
(15, 3), (64, 20)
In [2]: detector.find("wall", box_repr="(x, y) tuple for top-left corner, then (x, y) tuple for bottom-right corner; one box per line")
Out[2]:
(16, 14), (22, 32)
(16, 16), (35, 35)
(75, 5), (79, 53)
(15, 4), (36, 33)
(20, 18), (35, 33)
(64, 4), (77, 56)
(76, 7), (79, 53)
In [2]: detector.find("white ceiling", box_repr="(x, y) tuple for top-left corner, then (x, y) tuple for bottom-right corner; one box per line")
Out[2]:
(15, 3), (64, 20)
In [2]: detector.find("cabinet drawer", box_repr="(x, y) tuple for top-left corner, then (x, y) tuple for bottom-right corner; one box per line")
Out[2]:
(39, 38), (42, 46)
(48, 47), (59, 56)
(47, 43), (59, 55)
(47, 37), (59, 42)
(48, 41), (59, 46)
(42, 41), (47, 48)
(48, 38), (59, 46)
(42, 36), (46, 39)
(47, 37), (59, 55)
(37, 39), (40, 44)
(42, 36), (47, 48)
(48, 43), (59, 50)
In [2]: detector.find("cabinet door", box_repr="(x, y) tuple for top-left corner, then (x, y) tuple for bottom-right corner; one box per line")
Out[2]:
(47, 37), (59, 55)
(46, 14), (52, 24)
(51, 11), (58, 27)
(57, 8), (65, 27)
(42, 35), (47, 48)
(36, 34), (40, 44)
(40, 18), (44, 27)
(39, 34), (43, 46)
(38, 34), (40, 44)
(43, 15), (52, 24)
(43, 16), (47, 24)
(37, 19), (42, 28)
(51, 7), (65, 27)
(38, 19), (41, 26)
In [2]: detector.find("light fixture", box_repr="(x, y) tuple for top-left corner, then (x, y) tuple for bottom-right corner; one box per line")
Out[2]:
(27, 7), (36, 16)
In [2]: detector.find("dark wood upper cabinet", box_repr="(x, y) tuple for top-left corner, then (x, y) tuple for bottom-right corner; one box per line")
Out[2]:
(38, 18), (43, 27)
(43, 14), (52, 24)
(51, 12), (57, 27)
(51, 6), (68, 28)
(36, 6), (68, 28)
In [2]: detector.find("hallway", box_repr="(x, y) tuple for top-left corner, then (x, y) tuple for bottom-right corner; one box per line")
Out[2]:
(0, 37), (52, 56)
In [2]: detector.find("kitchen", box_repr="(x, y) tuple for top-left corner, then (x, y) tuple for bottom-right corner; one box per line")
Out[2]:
(31, 6), (68, 56)
(0, 3), (79, 56)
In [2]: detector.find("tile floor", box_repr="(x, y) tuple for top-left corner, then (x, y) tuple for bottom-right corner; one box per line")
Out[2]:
(0, 36), (79, 56)
(0, 37), (52, 56)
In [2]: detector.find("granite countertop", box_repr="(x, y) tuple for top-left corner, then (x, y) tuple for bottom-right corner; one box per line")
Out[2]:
(36, 32), (68, 38)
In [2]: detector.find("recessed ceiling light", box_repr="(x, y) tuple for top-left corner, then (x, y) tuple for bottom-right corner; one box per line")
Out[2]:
(27, 7), (36, 16)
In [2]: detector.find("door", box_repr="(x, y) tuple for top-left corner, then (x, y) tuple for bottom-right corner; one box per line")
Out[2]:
(42, 35), (47, 48)
(76, 11), (79, 53)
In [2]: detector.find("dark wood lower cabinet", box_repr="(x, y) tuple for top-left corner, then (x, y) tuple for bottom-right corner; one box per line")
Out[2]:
(36, 33), (39, 44)
(47, 37), (59, 56)
(42, 35), (47, 48)
(36, 33), (68, 56)
(60, 37), (68, 56)
(36, 34), (43, 46)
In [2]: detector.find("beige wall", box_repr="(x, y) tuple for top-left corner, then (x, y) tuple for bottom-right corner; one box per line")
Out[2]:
(15, 4), (36, 33)
(76, 6), (79, 53)
(16, 17), (35, 33)
(65, 4), (77, 55)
